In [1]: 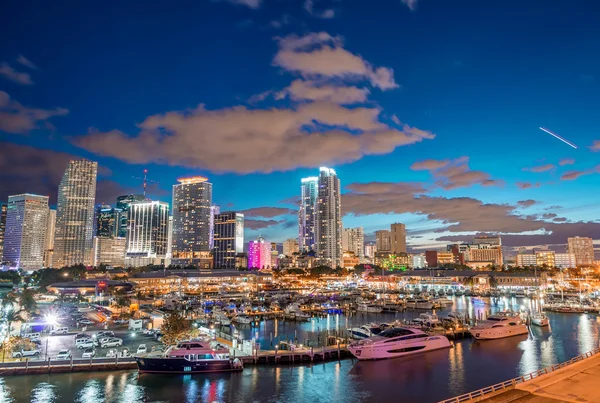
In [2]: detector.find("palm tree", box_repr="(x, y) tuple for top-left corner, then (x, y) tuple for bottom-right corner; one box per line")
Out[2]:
(18, 289), (37, 315)
(4, 310), (24, 339)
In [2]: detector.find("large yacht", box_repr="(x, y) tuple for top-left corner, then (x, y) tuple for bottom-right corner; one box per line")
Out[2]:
(347, 323), (391, 339)
(135, 341), (243, 374)
(405, 299), (434, 309)
(348, 327), (452, 360)
(357, 303), (383, 313)
(469, 311), (528, 340)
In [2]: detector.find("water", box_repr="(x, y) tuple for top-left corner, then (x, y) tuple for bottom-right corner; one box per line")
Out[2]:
(2, 296), (600, 403)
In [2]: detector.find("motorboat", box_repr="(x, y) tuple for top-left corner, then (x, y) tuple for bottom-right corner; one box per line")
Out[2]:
(469, 312), (528, 340)
(135, 341), (243, 374)
(405, 299), (434, 310)
(442, 312), (465, 325)
(411, 313), (439, 327)
(433, 297), (454, 307)
(530, 313), (549, 327)
(347, 323), (391, 339)
(284, 304), (311, 321)
(357, 303), (383, 313)
(348, 327), (452, 360)
(232, 315), (253, 325)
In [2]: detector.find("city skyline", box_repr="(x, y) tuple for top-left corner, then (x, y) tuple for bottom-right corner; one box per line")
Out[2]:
(1, 0), (600, 253)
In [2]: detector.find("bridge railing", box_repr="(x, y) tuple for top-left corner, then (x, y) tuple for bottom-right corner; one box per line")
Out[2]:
(438, 347), (600, 403)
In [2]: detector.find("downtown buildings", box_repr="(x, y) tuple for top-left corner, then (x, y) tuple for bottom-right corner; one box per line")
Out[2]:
(568, 237), (594, 266)
(54, 160), (98, 268)
(213, 211), (244, 269)
(125, 200), (170, 266)
(342, 227), (364, 261)
(0, 204), (6, 259)
(298, 176), (318, 253)
(248, 236), (271, 269)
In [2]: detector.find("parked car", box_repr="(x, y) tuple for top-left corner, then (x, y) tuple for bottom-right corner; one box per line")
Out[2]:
(136, 344), (147, 354)
(78, 319), (94, 326)
(76, 339), (95, 349)
(105, 349), (118, 358)
(12, 348), (41, 358)
(55, 349), (71, 360)
(100, 338), (123, 348)
(50, 327), (69, 335)
(23, 332), (41, 342)
(74, 333), (89, 340)
(113, 319), (128, 325)
(81, 348), (96, 358)
(95, 331), (114, 338)
(94, 337), (111, 347)
(119, 348), (131, 358)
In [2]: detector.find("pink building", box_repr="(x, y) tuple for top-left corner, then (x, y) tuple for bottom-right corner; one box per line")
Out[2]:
(248, 237), (271, 269)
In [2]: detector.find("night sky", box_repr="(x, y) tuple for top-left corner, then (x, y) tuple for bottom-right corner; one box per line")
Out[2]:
(1, 0), (599, 253)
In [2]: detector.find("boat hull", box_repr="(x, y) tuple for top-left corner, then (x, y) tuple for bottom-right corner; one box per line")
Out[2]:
(469, 325), (529, 340)
(531, 318), (549, 327)
(348, 336), (451, 360)
(135, 357), (243, 374)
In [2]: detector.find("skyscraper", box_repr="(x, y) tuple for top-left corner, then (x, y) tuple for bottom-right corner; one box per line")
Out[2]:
(270, 242), (279, 269)
(342, 227), (364, 260)
(171, 177), (212, 266)
(209, 205), (220, 250)
(248, 236), (271, 269)
(93, 236), (126, 267)
(125, 200), (169, 266)
(283, 238), (299, 256)
(95, 205), (123, 238)
(213, 211), (244, 269)
(298, 176), (318, 253)
(315, 167), (342, 267)
(2, 194), (49, 270)
(54, 160), (98, 268)
(391, 223), (407, 254)
(567, 237), (594, 266)
(116, 194), (145, 238)
(43, 209), (56, 267)
(0, 204), (6, 259)
(375, 230), (391, 252)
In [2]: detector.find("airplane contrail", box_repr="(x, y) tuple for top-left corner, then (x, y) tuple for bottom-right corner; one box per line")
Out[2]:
(539, 127), (578, 149)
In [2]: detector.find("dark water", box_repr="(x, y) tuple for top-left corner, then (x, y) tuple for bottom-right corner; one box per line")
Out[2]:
(2, 296), (600, 403)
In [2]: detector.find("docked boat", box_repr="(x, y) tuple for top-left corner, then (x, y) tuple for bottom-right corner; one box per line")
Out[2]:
(284, 304), (311, 321)
(347, 323), (391, 339)
(348, 327), (451, 360)
(405, 299), (434, 310)
(469, 311), (528, 340)
(357, 303), (383, 313)
(232, 315), (253, 325)
(135, 341), (243, 374)
(433, 297), (454, 307)
(530, 313), (549, 327)
(411, 313), (439, 327)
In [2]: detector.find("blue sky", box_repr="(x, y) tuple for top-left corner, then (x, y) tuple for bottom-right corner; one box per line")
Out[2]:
(1, 0), (599, 253)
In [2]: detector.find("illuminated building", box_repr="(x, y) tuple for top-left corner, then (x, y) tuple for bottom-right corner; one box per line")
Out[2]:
(2, 194), (49, 270)
(342, 227), (364, 260)
(468, 246), (503, 266)
(171, 176), (212, 266)
(116, 194), (145, 238)
(209, 205), (220, 250)
(125, 200), (169, 266)
(271, 243), (279, 269)
(516, 253), (537, 267)
(54, 160), (98, 267)
(213, 211), (244, 269)
(391, 223), (406, 254)
(315, 167), (342, 267)
(535, 250), (555, 267)
(412, 254), (426, 268)
(43, 209), (56, 267)
(0, 204), (6, 259)
(93, 236), (126, 267)
(364, 243), (376, 259)
(554, 253), (576, 268)
(375, 230), (391, 252)
(95, 205), (123, 237)
(283, 238), (299, 256)
(437, 252), (456, 265)
(248, 236), (271, 269)
(343, 251), (360, 270)
(298, 176), (318, 252)
(567, 237), (594, 266)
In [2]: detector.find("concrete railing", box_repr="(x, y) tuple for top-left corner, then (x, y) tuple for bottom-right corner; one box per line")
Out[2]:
(438, 347), (600, 403)
(0, 356), (136, 370)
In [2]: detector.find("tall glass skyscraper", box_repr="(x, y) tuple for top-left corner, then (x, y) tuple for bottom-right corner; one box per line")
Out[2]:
(2, 194), (49, 270)
(248, 236), (271, 269)
(171, 177), (212, 266)
(213, 211), (244, 269)
(54, 160), (98, 268)
(95, 205), (123, 238)
(116, 194), (145, 238)
(315, 167), (342, 267)
(125, 200), (169, 266)
(298, 176), (318, 253)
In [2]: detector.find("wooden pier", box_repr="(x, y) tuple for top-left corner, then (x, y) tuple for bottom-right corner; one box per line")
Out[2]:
(239, 345), (350, 365)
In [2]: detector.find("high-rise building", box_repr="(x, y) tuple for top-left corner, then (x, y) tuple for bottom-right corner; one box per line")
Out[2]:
(93, 236), (126, 267)
(391, 223), (407, 254)
(95, 205), (123, 238)
(165, 215), (173, 266)
(468, 236), (503, 266)
(125, 200), (169, 266)
(271, 242), (279, 269)
(315, 167), (342, 267)
(0, 204), (6, 259)
(171, 177), (212, 266)
(412, 254), (426, 268)
(116, 194), (145, 238)
(567, 237), (595, 266)
(364, 243), (377, 259)
(43, 209), (56, 267)
(473, 235), (501, 246)
(54, 160), (98, 267)
(248, 236), (271, 269)
(298, 176), (318, 253)
(375, 230), (391, 252)
(283, 238), (299, 256)
(2, 194), (49, 270)
(213, 211), (244, 269)
(209, 205), (220, 250)
(342, 227), (364, 260)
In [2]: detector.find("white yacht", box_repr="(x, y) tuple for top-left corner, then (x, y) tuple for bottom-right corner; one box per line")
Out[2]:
(405, 299), (434, 309)
(348, 327), (452, 360)
(284, 304), (311, 321)
(232, 315), (253, 325)
(469, 312), (528, 340)
(357, 303), (383, 313)
(530, 313), (549, 327)
(347, 323), (391, 339)
(433, 297), (454, 307)
(411, 313), (439, 327)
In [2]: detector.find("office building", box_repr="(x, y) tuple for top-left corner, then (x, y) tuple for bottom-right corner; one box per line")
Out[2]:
(298, 176), (318, 252)
(364, 243), (376, 259)
(43, 209), (56, 267)
(171, 177), (212, 266)
(315, 167), (343, 267)
(165, 216), (173, 266)
(54, 160), (98, 267)
(468, 245), (503, 266)
(391, 223), (407, 254)
(93, 236), (126, 267)
(516, 253), (537, 267)
(0, 204), (6, 259)
(342, 227), (364, 260)
(116, 194), (145, 238)
(248, 236), (271, 269)
(271, 242), (279, 269)
(554, 253), (577, 269)
(209, 205), (220, 250)
(283, 238), (299, 256)
(213, 211), (244, 269)
(375, 230), (391, 252)
(95, 205), (123, 238)
(567, 237), (594, 266)
(2, 194), (49, 270)
(125, 200), (169, 266)
(412, 254), (426, 269)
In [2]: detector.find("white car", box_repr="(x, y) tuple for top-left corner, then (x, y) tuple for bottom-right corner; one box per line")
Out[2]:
(105, 349), (118, 358)
(81, 348), (96, 358)
(136, 344), (147, 354)
(12, 348), (41, 358)
(100, 338), (123, 348)
(78, 319), (94, 326)
(50, 327), (69, 335)
(76, 340), (95, 349)
(55, 349), (71, 360)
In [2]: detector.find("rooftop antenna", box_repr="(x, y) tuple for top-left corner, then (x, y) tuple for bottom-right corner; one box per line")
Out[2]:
(132, 169), (159, 200)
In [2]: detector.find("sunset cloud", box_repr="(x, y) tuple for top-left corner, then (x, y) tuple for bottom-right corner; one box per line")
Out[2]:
(410, 156), (501, 190)
(524, 163), (555, 173)
(0, 91), (69, 134)
(0, 63), (33, 85)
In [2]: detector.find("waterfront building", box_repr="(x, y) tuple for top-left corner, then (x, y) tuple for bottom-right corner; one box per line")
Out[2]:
(116, 194), (145, 238)
(516, 253), (537, 267)
(342, 251), (360, 269)
(0, 204), (6, 259)
(95, 205), (123, 238)
(93, 236), (126, 267)
(125, 200), (169, 266)
(314, 167), (342, 267)
(391, 223), (406, 254)
(425, 250), (438, 267)
(375, 230), (391, 252)
(375, 252), (411, 270)
(342, 227), (364, 260)
(282, 238), (299, 256)
(235, 252), (248, 269)
(555, 253), (577, 269)
(213, 211), (244, 269)
(567, 237), (595, 266)
(298, 176), (318, 253)
(54, 160), (98, 268)
(412, 254), (426, 269)
(468, 245), (503, 266)
(248, 236), (271, 269)
(2, 194), (49, 270)
(535, 250), (555, 267)
(43, 209), (56, 267)
(437, 252), (456, 265)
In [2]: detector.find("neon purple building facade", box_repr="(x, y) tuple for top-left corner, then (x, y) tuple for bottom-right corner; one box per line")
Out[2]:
(248, 236), (271, 269)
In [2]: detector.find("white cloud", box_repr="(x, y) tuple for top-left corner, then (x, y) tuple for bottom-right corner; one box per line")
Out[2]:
(16, 55), (38, 70)
(401, 0), (418, 11)
(0, 63), (33, 85)
(277, 79), (370, 104)
(0, 91), (69, 134)
(304, 0), (335, 19)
